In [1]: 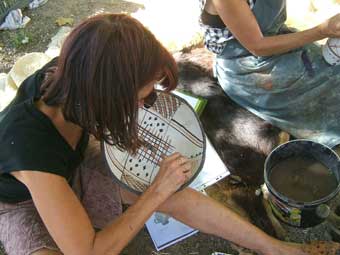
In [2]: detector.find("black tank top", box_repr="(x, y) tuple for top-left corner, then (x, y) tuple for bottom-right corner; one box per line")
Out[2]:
(0, 59), (89, 203)
(200, 0), (257, 28)
(201, 9), (225, 29)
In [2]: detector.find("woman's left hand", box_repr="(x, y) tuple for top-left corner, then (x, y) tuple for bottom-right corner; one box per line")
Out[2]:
(319, 13), (340, 38)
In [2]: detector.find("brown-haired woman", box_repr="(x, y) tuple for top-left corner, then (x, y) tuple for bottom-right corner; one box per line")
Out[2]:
(0, 13), (334, 255)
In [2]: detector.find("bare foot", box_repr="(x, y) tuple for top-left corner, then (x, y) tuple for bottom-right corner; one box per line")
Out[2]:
(275, 241), (340, 255)
(301, 241), (340, 255)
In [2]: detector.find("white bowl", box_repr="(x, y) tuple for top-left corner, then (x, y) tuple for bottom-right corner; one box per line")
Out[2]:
(103, 90), (206, 194)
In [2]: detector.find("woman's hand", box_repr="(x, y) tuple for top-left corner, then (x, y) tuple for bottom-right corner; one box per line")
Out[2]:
(319, 13), (340, 38)
(151, 152), (193, 200)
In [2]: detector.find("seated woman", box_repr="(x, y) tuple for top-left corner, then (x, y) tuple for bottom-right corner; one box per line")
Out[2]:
(0, 13), (337, 255)
(199, 0), (340, 148)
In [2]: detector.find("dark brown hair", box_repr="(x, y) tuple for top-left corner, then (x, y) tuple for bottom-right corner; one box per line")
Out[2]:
(41, 13), (178, 152)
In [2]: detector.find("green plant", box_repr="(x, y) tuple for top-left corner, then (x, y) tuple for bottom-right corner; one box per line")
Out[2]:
(9, 30), (30, 48)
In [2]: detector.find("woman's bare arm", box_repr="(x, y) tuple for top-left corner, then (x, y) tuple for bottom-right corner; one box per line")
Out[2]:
(12, 153), (192, 255)
(211, 0), (340, 56)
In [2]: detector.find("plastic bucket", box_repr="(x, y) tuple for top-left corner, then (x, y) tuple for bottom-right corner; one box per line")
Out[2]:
(264, 140), (340, 228)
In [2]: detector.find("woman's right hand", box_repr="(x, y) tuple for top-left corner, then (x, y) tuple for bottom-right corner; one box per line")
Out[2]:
(319, 13), (340, 38)
(151, 152), (193, 200)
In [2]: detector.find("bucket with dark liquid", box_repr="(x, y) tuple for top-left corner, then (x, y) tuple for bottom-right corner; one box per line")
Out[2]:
(264, 140), (340, 228)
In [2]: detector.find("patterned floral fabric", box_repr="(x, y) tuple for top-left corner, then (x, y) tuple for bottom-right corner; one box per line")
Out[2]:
(198, 0), (256, 54)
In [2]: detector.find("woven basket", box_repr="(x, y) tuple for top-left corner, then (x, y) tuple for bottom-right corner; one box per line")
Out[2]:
(0, 0), (30, 23)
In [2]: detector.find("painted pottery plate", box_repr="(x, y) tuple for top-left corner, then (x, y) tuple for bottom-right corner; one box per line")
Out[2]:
(103, 90), (206, 194)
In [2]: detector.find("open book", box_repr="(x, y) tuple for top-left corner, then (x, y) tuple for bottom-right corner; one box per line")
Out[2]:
(145, 89), (230, 251)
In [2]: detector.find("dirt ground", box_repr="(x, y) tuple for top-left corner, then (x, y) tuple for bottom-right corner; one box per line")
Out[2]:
(2, 0), (340, 254)
(0, 0), (146, 73)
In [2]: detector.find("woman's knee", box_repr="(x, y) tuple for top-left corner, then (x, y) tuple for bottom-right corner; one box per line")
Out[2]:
(158, 188), (200, 215)
(120, 187), (139, 205)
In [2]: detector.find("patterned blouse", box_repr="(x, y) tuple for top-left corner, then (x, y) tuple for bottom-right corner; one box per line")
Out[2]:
(198, 0), (256, 54)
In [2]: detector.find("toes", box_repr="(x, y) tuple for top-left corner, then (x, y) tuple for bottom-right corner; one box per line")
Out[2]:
(301, 241), (340, 255)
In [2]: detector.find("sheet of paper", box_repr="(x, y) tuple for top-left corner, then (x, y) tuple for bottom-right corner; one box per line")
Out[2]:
(146, 212), (199, 251)
(173, 88), (230, 189)
(189, 137), (230, 190)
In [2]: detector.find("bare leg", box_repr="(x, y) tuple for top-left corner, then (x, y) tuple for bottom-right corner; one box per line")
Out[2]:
(157, 188), (305, 255)
(121, 187), (340, 254)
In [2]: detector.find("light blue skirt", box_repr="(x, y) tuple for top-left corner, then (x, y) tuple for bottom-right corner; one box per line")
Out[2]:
(215, 43), (340, 147)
